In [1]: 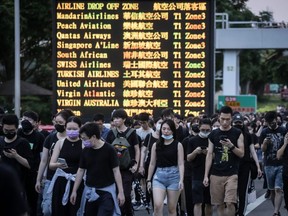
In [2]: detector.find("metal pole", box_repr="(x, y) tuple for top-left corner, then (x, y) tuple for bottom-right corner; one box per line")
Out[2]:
(14, 0), (20, 117)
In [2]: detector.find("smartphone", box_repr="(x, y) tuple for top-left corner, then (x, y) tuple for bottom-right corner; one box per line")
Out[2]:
(220, 135), (228, 141)
(200, 146), (207, 150)
(57, 158), (67, 166)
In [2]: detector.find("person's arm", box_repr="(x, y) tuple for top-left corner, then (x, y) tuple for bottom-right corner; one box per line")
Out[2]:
(221, 133), (244, 158)
(261, 137), (270, 152)
(131, 143), (140, 173)
(3, 149), (30, 169)
(177, 142), (184, 190)
(146, 143), (156, 192)
(277, 133), (288, 159)
(203, 139), (213, 187)
(249, 144), (262, 177)
(139, 145), (147, 176)
(49, 140), (67, 170)
(187, 146), (202, 162)
(70, 168), (85, 205)
(113, 166), (125, 206)
(35, 147), (49, 193)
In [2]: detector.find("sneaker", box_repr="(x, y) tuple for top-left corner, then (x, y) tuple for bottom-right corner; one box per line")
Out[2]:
(133, 203), (145, 211)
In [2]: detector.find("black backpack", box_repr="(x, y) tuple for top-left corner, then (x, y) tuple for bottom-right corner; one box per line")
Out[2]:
(112, 128), (134, 170)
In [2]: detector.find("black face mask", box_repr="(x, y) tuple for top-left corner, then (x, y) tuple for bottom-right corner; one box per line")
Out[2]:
(4, 132), (16, 139)
(191, 124), (200, 133)
(269, 122), (277, 130)
(54, 124), (65, 133)
(21, 119), (34, 133)
(233, 124), (243, 130)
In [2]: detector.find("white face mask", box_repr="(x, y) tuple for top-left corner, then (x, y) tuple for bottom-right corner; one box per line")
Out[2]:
(199, 131), (210, 138)
(161, 134), (173, 140)
(212, 126), (218, 130)
(156, 123), (161, 131)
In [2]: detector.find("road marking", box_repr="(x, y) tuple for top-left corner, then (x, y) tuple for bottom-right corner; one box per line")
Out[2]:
(245, 194), (266, 215)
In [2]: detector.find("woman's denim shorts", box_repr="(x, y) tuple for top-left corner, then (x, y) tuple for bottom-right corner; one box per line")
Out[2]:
(152, 166), (180, 191)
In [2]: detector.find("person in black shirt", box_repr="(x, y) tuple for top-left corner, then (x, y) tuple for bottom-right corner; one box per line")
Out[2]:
(70, 122), (125, 216)
(0, 163), (28, 216)
(0, 114), (33, 187)
(18, 111), (45, 216)
(232, 114), (261, 216)
(106, 108), (140, 216)
(203, 106), (244, 216)
(260, 111), (286, 216)
(187, 118), (212, 216)
(146, 119), (184, 216)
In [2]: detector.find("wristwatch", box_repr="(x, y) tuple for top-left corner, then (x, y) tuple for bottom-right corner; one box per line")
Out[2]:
(229, 145), (236, 150)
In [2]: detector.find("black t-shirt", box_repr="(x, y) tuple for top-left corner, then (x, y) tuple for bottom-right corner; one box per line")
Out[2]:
(43, 131), (59, 180)
(176, 125), (189, 143)
(259, 126), (287, 166)
(106, 127), (139, 160)
(59, 138), (82, 174)
(240, 131), (253, 163)
(18, 129), (45, 171)
(143, 133), (158, 166)
(0, 164), (28, 216)
(181, 135), (194, 177)
(208, 127), (242, 176)
(187, 135), (208, 180)
(156, 140), (178, 167)
(0, 136), (33, 184)
(79, 143), (119, 188)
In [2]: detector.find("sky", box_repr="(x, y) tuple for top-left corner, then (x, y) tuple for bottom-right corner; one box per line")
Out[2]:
(246, 0), (288, 22)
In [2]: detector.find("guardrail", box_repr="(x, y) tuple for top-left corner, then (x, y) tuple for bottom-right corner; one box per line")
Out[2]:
(216, 13), (288, 29)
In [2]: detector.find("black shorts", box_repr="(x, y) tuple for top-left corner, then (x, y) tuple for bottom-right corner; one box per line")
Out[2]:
(192, 180), (211, 204)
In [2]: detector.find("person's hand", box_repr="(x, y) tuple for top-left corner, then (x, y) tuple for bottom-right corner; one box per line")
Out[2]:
(195, 147), (203, 154)
(203, 176), (209, 187)
(58, 162), (68, 169)
(147, 181), (152, 193)
(138, 166), (145, 176)
(178, 181), (184, 191)
(70, 191), (77, 205)
(3, 149), (18, 159)
(35, 180), (42, 193)
(220, 138), (233, 149)
(117, 191), (125, 206)
(257, 168), (263, 178)
(130, 164), (138, 173)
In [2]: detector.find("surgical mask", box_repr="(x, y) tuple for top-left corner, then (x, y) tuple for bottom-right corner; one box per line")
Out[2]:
(199, 131), (210, 139)
(83, 140), (93, 148)
(161, 134), (173, 140)
(55, 124), (65, 133)
(21, 119), (34, 133)
(66, 129), (79, 139)
(156, 123), (161, 131)
(4, 132), (16, 140)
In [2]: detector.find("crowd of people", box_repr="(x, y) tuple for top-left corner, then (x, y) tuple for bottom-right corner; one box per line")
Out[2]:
(0, 106), (288, 216)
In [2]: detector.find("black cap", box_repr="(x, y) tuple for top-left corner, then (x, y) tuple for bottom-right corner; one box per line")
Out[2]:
(233, 114), (244, 123)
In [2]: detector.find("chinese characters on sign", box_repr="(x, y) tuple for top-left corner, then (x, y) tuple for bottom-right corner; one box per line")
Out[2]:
(53, 1), (214, 120)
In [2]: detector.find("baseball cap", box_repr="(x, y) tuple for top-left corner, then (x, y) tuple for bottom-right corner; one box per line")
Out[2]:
(233, 114), (244, 123)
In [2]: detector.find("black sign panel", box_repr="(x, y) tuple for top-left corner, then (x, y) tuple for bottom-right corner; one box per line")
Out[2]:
(52, 1), (214, 121)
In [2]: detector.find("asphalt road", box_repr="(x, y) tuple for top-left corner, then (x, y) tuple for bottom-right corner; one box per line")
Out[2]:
(134, 178), (287, 216)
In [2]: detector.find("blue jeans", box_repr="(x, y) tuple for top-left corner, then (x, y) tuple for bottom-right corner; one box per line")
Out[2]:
(264, 166), (283, 190)
(41, 180), (52, 216)
(153, 166), (180, 191)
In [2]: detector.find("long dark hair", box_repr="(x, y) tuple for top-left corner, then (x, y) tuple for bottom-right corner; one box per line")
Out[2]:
(156, 119), (177, 150)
